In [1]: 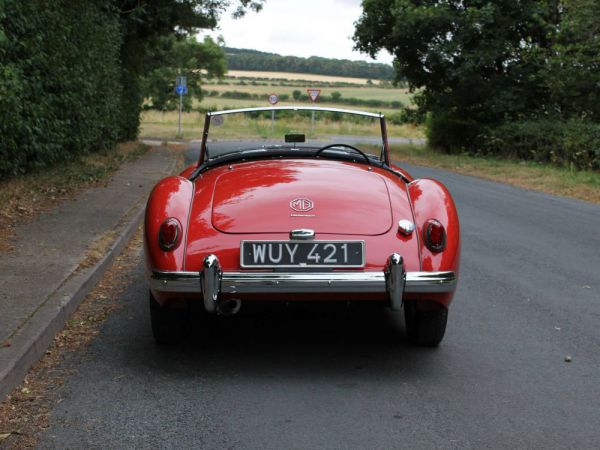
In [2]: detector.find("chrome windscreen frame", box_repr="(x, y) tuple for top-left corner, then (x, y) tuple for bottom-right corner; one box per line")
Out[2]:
(198, 106), (390, 166)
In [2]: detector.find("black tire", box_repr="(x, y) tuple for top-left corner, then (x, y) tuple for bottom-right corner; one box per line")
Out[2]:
(403, 301), (448, 347)
(149, 291), (187, 344)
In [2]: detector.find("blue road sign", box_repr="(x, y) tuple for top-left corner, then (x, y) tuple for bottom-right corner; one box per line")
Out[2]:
(175, 85), (188, 95)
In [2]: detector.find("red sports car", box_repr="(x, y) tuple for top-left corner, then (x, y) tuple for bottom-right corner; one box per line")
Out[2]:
(144, 106), (460, 345)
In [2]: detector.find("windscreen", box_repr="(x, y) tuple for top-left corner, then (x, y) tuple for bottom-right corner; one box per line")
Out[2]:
(204, 109), (384, 161)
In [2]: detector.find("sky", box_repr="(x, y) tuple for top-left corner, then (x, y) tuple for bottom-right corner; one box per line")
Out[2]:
(199, 0), (393, 65)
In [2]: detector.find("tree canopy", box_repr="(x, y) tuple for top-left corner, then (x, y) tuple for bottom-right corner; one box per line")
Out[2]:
(0, 0), (263, 177)
(142, 36), (226, 111)
(115, 0), (264, 137)
(354, 0), (600, 161)
(225, 47), (395, 80)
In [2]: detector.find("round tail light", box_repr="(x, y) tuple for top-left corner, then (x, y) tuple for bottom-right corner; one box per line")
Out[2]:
(423, 219), (446, 252)
(158, 218), (182, 251)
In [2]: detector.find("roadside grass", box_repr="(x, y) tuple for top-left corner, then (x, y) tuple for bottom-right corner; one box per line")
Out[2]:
(0, 230), (143, 449)
(140, 110), (425, 141)
(0, 142), (148, 252)
(198, 97), (402, 115)
(391, 144), (600, 204)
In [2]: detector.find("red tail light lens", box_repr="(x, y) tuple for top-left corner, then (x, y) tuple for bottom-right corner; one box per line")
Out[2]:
(423, 219), (446, 252)
(158, 218), (181, 251)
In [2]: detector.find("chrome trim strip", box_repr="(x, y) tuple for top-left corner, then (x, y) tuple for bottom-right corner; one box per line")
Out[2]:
(405, 271), (457, 292)
(207, 106), (383, 119)
(289, 229), (315, 240)
(221, 272), (385, 294)
(149, 269), (456, 294)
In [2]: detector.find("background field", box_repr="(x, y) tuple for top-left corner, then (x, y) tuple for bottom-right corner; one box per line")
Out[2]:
(204, 83), (413, 104)
(140, 109), (424, 140)
(140, 71), (420, 140)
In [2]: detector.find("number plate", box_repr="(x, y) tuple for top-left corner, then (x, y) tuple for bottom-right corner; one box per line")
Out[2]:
(240, 241), (365, 268)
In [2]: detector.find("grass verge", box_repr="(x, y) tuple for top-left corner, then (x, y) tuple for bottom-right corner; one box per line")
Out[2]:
(391, 144), (600, 204)
(0, 142), (148, 252)
(140, 110), (425, 141)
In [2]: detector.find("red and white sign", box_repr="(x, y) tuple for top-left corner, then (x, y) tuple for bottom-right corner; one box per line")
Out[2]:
(307, 88), (321, 103)
(268, 93), (279, 105)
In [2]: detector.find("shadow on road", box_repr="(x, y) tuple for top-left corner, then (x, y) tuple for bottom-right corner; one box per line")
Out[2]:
(116, 294), (447, 383)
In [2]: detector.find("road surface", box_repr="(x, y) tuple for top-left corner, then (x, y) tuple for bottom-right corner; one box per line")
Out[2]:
(39, 157), (600, 448)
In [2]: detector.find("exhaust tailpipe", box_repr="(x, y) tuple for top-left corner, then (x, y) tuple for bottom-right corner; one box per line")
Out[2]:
(217, 298), (242, 316)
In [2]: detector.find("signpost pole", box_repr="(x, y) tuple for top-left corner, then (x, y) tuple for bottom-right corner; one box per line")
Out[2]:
(178, 92), (182, 138)
(306, 89), (321, 136)
(175, 75), (187, 139)
(268, 93), (279, 129)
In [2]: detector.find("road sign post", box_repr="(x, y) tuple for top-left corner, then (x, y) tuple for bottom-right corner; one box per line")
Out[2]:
(268, 94), (279, 125)
(175, 76), (187, 138)
(307, 89), (321, 134)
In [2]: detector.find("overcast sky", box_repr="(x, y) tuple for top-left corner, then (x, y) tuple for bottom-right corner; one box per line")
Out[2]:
(199, 0), (393, 65)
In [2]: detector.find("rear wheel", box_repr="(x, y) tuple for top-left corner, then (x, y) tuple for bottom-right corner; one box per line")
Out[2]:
(149, 291), (187, 344)
(403, 301), (448, 346)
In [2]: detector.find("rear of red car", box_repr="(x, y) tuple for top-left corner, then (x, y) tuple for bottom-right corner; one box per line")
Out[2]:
(144, 107), (460, 346)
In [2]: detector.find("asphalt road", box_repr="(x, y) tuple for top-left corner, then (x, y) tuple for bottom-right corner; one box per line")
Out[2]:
(38, 155), (600, 448)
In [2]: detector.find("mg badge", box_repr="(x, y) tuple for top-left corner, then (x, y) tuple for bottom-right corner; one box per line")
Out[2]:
(290, 198), (314, 212)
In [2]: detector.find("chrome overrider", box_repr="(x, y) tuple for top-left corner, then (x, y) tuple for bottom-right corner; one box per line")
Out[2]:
(150, 253), (457, 314)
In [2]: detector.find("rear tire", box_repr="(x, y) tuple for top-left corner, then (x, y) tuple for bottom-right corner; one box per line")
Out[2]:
(149, 291), (187, 344)
(403, 301), (448, 346)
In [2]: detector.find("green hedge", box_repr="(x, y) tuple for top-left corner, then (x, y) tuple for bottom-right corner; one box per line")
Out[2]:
(0, 0), (128, 178)
(217, 90), (404, 110)
(478, 120), (600, 170)
(425, 111), (600, 170)
(387, 108), (425, 125)
(426, 112), (480, 153)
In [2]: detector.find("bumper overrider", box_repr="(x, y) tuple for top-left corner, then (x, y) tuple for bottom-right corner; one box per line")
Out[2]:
(149, 253), (457, 313)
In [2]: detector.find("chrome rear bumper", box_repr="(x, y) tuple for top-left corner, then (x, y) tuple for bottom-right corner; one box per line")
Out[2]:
(149, 253), (457, 313)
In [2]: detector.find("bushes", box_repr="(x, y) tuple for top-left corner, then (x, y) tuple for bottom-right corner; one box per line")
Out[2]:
(478, 120), (600, 170)
(216, 90), (404, 110)
(426, 113), (480, 154)
(387, 108), (425, 125)
(426, 111), (600, 170)
(220, 90), (255, 100)
(0, 0), (127, 178)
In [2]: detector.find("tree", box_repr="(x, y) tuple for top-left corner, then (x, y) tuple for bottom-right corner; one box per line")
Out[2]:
(0, 0), (264, 177)
(142, 36), (226, 111)
(353, 0), (562, 151)
(545, 0), (600, 121)
(224, 47), (396, 79)
(113, 0), (264, 138)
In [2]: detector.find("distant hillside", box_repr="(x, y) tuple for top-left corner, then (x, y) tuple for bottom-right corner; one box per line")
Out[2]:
(224, 47), (395, 80)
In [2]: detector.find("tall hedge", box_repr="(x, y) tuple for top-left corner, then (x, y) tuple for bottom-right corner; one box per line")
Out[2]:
(477, 120), (600, 171)
(0, 0), (126, 178)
